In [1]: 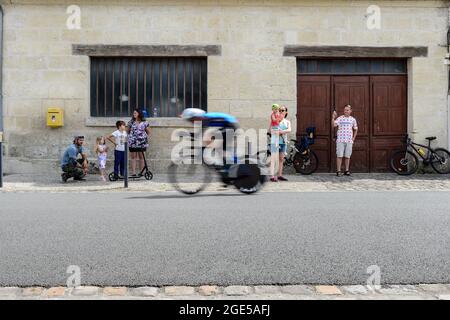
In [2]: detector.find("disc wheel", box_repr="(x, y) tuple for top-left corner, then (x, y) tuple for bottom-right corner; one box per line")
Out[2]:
(390, 150), (419, 175)
(168, 161), (212, 195)
(293, 150), (319, 175)
(430, 148), (450, 174)
(234, 164), (263, 194)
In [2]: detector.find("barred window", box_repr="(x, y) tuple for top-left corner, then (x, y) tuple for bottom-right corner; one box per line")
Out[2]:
(90, 57), (207, 117)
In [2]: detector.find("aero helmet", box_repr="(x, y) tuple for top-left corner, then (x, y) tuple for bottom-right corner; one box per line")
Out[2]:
(180, 108), (206, 119)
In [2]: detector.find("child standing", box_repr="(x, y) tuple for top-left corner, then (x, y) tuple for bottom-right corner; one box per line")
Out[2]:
(95, 136), (108, 182)
(107, 121), (127, 179)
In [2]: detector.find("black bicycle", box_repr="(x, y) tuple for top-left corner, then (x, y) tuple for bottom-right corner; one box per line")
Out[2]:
(258, 127), (319, 175)
(390, 135), (450, 175)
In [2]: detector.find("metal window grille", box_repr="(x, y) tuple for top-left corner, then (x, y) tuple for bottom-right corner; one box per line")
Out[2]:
(90, 57), (207, 117)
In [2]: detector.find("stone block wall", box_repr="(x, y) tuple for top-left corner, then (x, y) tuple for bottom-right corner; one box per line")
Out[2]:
(1, 0), (448, 173)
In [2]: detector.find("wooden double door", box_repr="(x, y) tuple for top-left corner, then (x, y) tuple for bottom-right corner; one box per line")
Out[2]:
(297, 75), (407, 172)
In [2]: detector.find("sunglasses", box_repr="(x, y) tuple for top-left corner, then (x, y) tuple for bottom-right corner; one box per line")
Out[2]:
(280, 109), (286, 112)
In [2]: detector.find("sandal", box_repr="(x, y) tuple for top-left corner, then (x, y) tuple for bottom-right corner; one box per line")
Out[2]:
(277, 176), (288, 181)
(270, 176), (278, 182)
(336, 171), (343, 177)
(344, 171), (351, 176)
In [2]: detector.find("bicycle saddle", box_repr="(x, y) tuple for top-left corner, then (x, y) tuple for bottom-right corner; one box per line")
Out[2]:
(426, 136), (437, 141)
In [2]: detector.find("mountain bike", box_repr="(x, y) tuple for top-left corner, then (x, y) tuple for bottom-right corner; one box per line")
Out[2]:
(390, 135), (450, 175)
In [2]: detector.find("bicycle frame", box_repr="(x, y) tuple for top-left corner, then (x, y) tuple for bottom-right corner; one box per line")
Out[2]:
(407, 140), (433, 161)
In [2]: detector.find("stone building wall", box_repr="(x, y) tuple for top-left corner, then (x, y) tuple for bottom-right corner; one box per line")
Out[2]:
(1, 0), (448, 173)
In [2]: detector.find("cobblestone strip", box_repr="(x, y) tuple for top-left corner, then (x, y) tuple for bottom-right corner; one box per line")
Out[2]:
(2, 174), (450, 193)
(1, 284), (449, 300)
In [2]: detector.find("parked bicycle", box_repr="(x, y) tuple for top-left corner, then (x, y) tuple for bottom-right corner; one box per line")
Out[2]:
(258, 127), (319, 175)
(390, 135), (450, 175)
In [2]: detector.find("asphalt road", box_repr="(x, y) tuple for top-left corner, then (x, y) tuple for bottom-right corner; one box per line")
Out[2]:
(0, 191), (449, 287)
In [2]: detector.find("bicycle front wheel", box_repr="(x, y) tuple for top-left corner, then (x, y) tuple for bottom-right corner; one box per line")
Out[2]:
(430, 148), (450, 174)
(293, 149), (319, 175)
(168, 161), (212, 195)
(390, 150), (418, 175)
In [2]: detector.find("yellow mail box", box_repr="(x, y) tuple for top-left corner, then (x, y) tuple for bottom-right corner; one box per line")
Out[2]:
(47, 108), (64, 127)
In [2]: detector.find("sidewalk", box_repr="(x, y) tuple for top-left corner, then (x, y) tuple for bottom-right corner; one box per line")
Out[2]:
(1, 284), (449, 300)
(1, 172), (450, 193)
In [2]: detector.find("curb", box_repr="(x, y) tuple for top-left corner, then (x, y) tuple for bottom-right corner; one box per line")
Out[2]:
(1, 284), (449, 300)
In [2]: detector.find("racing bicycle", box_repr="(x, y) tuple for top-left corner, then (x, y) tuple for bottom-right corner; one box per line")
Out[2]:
(168, 132), (266, 195)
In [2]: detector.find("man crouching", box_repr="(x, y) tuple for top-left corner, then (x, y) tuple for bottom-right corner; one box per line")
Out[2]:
(61, 135), (88, 182)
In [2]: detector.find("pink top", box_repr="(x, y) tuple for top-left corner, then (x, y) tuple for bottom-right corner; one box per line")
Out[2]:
(270, 112), (283, 127)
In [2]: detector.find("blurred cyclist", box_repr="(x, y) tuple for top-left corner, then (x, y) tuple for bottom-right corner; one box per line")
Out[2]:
(180, 108), (239, 166)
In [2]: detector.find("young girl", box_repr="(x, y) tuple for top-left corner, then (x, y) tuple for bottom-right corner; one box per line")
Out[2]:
(270, 104), (283, 130)
(95, 136), (108, 182)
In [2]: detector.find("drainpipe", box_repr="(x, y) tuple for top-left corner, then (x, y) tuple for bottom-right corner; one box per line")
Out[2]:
(0, 6), (3, 188)
(448, 7), (450, 150)
(447, 3), (450, 151)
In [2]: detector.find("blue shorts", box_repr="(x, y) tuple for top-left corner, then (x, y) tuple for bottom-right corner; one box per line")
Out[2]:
(270, 143), (286, 153)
